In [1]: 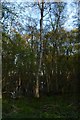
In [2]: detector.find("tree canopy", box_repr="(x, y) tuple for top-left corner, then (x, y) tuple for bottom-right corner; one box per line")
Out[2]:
(2, 2), (80, 99)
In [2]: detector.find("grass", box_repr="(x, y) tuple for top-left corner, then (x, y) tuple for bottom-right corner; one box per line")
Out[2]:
(2, 95), (80, 119)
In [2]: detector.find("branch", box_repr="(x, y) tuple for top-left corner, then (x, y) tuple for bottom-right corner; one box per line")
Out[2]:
(38, 2), (41, 11)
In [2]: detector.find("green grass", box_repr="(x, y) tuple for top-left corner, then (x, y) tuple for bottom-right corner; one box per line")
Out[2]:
(2, 95), (80, 119)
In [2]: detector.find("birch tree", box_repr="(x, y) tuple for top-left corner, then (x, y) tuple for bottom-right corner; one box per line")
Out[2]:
(35, 1), (44, 98)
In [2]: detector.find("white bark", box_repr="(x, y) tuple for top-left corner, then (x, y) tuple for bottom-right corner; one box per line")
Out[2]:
(35, 1), (44, 98)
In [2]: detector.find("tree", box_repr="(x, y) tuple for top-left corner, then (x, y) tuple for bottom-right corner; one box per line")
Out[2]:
(34, 1), (44, 98)
(2, 2), (79, 99)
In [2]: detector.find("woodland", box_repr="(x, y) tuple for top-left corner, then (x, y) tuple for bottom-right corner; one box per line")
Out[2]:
(1, 1), (80, 119)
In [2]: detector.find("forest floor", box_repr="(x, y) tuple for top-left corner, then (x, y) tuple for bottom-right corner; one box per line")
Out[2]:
(2, 95), (80, 119)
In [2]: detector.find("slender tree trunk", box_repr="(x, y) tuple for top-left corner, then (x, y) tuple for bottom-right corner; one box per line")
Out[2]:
(35, 75), (40, 98)
(18, 75), (21, 93)
(35, 1), (44, 98)
(46, 74), (49, 93)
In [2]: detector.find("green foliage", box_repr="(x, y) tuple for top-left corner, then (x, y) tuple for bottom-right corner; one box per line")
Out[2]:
(2, 26), (80, 96)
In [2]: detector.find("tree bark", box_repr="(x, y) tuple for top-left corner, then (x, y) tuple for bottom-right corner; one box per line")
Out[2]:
(35, 1), (44, 98)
